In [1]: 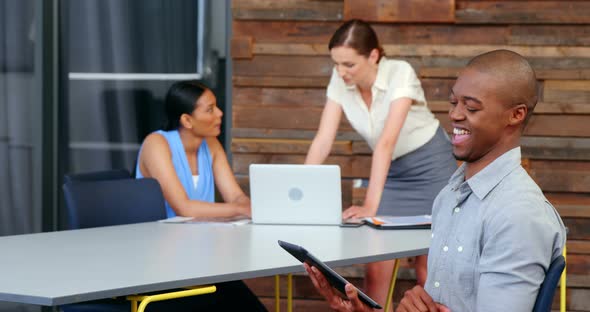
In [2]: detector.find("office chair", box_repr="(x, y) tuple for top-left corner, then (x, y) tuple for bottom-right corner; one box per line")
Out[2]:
(64, 169), (131, 184)
(63, 178), (166, 229)
(61, 176), (216, 312)
(532, 255), (566, 312)
(560, 233), (568, 312)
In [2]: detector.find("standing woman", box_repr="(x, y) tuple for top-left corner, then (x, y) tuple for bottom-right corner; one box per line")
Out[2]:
(135, 81), (267, 311)
(305, 20), (456, 310)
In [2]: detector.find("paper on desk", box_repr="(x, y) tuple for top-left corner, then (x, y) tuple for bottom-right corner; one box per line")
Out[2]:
(365, 215), (431, 227)
(159, 216), (251, 226)
(158, 216), (194, 223)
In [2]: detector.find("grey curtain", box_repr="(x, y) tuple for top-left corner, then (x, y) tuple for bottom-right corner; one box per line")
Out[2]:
(0, 1), (40, 237)
(0, 3), (42, 312)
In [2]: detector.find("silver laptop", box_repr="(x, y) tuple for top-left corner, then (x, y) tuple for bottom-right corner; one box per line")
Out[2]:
(250, 164), (342, 225)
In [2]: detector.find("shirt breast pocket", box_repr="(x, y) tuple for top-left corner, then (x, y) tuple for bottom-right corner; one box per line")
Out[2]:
(452, 236), (477, 297)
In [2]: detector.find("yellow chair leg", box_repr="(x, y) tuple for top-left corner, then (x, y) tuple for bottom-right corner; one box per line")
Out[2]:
(287, 273), (293, 312)
(126, 285), (216, 312)
(130, 299), (138, 312)
(384, 259), (400, 312)
(275, 275), (281, 312)
(560, 244), (567, 312)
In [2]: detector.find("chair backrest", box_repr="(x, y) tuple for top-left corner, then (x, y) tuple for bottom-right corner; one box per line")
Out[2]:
(64, 169), (131, 184)
(63, 178), (167, 229)
(533, 255), (566, 312)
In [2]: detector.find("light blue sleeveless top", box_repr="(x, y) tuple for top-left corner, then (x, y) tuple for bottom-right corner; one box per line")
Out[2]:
(136, 130), (215, 218)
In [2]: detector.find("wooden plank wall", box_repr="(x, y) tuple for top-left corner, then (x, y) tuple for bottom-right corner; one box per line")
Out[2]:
(231, 1), (590, 311)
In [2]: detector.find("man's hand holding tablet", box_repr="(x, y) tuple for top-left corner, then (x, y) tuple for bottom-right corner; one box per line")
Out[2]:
(278, 240), (381, 311)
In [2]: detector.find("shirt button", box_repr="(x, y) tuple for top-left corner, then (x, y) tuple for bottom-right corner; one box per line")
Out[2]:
(443, 246), (448, 252)
(458, 246), (463, 252)
(431, 233), (434, 238)
(454, 207), (460, 213)
(434, 281), (440, 288)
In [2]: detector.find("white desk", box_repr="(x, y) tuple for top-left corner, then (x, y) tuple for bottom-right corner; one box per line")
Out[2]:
(0, 222), (430, 306)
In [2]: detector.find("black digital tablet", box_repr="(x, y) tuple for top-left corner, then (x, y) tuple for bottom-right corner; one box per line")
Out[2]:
(278, 240), (382, 309)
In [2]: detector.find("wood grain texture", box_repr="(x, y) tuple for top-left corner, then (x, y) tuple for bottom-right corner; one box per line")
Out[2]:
(231, 138), (353, 155)
(509, 25), (590, 46)
(232, 0), (343, 21)
(233, 76), (330, 88)
(231, 37), (253, 59)
(523, 115), (590, 137)
(529, 160), (590, 192)
(233, 55), (332, 77)
(232, 105), (353, 130)
(233, 87), (326, 107)
(343, 0), (454, 22)
(234, 21), (509, 45)
(251, 43), (590, 58)
(544, 80), (590, 104)
(456, 1), (590, 24)
(232, 128), (362, 141)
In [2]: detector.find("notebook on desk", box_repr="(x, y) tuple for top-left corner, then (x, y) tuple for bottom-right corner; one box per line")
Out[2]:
(363, 215), (432, 229)
(249, 164), (342, 225)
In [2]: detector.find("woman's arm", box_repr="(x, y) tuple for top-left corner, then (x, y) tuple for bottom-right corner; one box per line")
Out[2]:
(208, 137), (251, 216)
(305, 100), (343, 164)
(343, 97), (413, 219)
(138, 133), (246, 218)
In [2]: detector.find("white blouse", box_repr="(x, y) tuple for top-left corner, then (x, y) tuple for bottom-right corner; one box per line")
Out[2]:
(327, 58), (439, 160)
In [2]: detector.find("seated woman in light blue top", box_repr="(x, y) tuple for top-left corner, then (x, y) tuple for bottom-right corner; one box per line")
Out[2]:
(136, 81), (251, 219)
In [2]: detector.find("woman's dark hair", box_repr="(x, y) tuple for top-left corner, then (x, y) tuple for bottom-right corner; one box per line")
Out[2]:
(328, 19), (384, 62)
(164, 80), (210, 131)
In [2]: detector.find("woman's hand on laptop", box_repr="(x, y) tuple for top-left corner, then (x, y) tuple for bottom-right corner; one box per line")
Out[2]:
(235, 201), (251, 218)
(343, 205), (376, 219)
(304, 263), (374, 312)
(230, 194), (251, 217)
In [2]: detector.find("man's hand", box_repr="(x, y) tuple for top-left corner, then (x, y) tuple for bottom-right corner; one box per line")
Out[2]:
(396, 286), (450, 312)
(342, 205), (376, 219)
(304, 263), (374, 312)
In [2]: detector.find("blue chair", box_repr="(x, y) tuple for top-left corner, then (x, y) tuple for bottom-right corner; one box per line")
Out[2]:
(64, 169), (131, 184)
(62, 178), (166, 229)
(61, 176), (217, 312)
(533, 255), (566, 312)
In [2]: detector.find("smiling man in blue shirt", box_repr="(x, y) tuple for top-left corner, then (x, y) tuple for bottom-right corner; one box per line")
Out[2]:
(304, 50), (566, 312)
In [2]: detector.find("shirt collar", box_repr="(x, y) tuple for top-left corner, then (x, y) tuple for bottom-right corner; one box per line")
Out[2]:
(373, 58), (388, 91)
(344, 57), (388, 91)
(448, 147), (522, 200)
(448, 162), (467, 191)
(468, 147), (523, 200)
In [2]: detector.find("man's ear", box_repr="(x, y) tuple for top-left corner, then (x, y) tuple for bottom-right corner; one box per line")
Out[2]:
(509, 103), (527, 126)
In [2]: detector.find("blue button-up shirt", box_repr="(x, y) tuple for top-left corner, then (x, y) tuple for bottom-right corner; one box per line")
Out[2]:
(425, 147), (565, 311)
